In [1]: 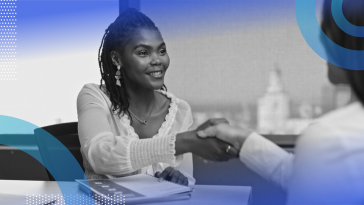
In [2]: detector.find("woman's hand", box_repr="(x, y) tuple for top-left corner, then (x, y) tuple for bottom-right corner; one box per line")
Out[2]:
(175, 118), (240, 161)
(197, 123), (253, 151)
(176, 130), (239, 161)
(189, 136), (239, 161)
(155, 167), (188, 186)
(192, 118), (238, 160)
(175, 118), (238, 161)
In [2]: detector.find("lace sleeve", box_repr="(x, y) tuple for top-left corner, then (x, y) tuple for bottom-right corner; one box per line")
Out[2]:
(77, 85), (176, 176)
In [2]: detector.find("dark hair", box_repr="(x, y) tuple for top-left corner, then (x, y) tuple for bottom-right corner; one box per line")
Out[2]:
(321, 0), (364, 105)
(98, 8), (167, 122)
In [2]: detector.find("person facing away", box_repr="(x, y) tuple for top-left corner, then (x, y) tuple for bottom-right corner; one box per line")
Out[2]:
(76, 8), (238, 186)
(198, 0), (364, 204)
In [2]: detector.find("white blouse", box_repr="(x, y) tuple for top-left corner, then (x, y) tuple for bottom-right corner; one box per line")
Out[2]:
(240, 102), (364, 204)
(77, 83), (195, 185)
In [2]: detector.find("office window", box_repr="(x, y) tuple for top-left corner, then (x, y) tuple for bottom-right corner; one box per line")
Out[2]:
(0, 0), (351, 134)
(139, 0), (351, 135)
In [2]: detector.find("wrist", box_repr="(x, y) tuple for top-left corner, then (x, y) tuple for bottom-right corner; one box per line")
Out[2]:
(175, 131), (196, 155)
(236, 129), (253, 149)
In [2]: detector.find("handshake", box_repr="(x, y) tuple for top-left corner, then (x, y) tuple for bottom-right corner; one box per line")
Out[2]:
(157, 118), (254, 185)
(178, 118), (253, 162)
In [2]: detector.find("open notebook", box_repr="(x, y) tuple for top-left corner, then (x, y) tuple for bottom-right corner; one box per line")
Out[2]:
(76, 174), (193, 204)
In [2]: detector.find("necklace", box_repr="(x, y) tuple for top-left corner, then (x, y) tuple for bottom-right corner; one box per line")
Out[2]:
(128, 98), (155, 125)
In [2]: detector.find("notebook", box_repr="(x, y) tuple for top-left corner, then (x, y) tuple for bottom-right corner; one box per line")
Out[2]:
(76, 174), (193, 204)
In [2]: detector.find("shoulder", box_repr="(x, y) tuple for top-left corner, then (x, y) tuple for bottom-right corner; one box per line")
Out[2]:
(303, 102), (364, 139)
(296, 102), (364, 158)
(170, 92), (192, 113)
(176, 97), (192, 112)
(78, 83), (108, 99)
(77, 83), (111, 107)
(314, 102), (364, 130)
(79, 83), (105, 94)
(155, 90), (192, 112)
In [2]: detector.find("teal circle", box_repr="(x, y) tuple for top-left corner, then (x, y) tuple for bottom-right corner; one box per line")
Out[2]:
(295, 0), (364, 70)
(0, 115), (96, 205)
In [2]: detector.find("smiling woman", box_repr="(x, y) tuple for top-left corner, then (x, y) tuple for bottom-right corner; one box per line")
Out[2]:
(76, 8), (239, 186)
(112, 29), (170, 102)
(114, 28), (169, 125)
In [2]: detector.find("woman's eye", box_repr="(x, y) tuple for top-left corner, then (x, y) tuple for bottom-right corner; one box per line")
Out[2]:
(160, 49), (167, 54)
(138, 51), (148, 56)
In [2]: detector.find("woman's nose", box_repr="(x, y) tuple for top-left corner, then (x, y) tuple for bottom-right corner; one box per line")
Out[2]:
(150, 54), (162, 66)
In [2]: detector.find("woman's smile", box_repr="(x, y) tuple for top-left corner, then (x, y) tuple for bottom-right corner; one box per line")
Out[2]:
(119, 28), (170, 90)
(147, 70), (164, 78)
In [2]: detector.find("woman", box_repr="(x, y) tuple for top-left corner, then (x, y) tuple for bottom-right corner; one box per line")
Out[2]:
(198, 0), (364, 203)
(77, 8), (238, 185)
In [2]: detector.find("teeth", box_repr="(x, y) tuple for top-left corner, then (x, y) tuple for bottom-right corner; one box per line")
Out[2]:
(150, 71), (162, 77)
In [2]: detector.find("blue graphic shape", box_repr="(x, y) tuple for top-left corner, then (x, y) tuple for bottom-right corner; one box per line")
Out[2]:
(331, 0), (364, 37)
(0, 115), (96, 205)
(295, 0), (364, 71)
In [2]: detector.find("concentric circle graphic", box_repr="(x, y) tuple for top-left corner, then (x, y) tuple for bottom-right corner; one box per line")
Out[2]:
(296, 0), (364, 70)
(331, 0), (364, 37)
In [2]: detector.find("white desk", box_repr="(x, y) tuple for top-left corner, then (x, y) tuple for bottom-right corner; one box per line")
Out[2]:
(0, 180), (252, 205)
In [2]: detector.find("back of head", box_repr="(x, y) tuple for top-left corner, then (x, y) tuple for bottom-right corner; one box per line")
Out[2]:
(321, 0), (364, 106)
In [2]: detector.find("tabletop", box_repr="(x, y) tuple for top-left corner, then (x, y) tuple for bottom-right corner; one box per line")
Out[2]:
(0, 180), (252, 205)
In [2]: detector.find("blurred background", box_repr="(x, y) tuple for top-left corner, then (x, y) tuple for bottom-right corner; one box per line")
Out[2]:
(0, 0), (351, 134)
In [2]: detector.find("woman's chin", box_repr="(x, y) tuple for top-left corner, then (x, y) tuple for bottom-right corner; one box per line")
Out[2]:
(151, 81), (165, 90)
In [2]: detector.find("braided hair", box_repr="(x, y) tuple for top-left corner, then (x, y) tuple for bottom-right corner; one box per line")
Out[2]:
(98, 8), (167, 123)
(321, 0), (364, 106)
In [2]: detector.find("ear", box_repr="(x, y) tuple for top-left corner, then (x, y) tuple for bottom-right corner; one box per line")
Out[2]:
(110, 51), (122, 67)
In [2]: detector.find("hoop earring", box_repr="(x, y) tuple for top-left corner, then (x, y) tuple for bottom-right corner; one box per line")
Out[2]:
(115, 65), (122, 86)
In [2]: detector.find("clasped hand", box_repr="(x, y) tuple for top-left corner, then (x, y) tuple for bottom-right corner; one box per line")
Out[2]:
(157, 119), (252, 186)
(189, 118), (240, 161)
(197, 123), (253, 154)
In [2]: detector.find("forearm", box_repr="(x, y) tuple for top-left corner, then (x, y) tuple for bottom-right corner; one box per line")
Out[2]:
(240, 132), (294, 191)
(175, 130), (197, 156)
(85, 133), (178, 176)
